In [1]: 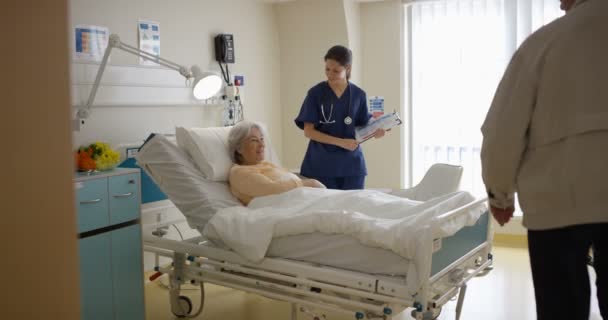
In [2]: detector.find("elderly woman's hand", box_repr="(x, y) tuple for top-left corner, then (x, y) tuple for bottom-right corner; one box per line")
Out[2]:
(302, 179), (326, 189)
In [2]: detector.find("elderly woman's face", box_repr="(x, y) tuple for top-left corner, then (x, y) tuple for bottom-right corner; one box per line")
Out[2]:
(239, 127), (265, 165)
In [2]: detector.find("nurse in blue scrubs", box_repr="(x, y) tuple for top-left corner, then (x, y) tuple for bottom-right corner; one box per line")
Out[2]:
(294, 45), (386, 190)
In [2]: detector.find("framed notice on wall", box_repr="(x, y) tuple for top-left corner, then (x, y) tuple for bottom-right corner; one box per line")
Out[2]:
(74, 25), (109, 62)
(369, 96), (385, 118)
(138, 19), (160, 66)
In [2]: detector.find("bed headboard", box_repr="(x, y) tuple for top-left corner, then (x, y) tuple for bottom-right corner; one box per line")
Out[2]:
(119, 156), (168, 204)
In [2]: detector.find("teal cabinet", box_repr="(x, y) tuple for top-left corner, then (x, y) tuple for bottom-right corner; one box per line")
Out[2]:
(79, 233), (113, 320)
(75, 168), (144, 320)
(111, 224), (145, 320)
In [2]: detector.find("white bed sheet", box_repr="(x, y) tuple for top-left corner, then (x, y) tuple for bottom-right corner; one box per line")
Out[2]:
(205, 232), (410, 276)
(203, 188), (485, 294)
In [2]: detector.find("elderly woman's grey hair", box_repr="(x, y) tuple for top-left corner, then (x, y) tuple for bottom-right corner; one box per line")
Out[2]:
(228, 120), (266, 164)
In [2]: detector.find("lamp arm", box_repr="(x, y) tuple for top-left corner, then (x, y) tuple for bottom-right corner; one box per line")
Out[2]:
(76, 35), (114, 120)
(115, 41), (191, 78)
(77, 34), (191, 120)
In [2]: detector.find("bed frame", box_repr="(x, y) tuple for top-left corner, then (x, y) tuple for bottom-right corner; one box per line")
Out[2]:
(143, 197), (492, 320)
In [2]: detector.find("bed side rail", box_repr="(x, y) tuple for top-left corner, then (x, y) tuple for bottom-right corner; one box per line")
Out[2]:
(435, 197), (487, 224)
(376, 198), (492, 306)
(143, 230), (382, 293)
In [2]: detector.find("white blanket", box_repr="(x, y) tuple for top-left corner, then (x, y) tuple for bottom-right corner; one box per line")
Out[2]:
(204, 188), (486, 293)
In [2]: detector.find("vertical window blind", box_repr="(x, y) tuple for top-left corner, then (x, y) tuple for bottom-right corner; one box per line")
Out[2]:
(407, 0), (562, 204)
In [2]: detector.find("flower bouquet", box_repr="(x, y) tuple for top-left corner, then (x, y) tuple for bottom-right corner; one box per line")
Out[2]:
(75, 142), (121, 172)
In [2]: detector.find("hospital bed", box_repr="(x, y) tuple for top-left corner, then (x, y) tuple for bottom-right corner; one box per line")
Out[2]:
(138, 132), (493, 320)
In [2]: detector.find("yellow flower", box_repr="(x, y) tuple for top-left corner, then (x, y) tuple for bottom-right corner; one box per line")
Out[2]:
(82, 142), (121, 171)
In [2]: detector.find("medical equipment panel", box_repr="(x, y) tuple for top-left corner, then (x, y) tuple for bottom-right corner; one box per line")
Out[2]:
(75, 168), (144, 320)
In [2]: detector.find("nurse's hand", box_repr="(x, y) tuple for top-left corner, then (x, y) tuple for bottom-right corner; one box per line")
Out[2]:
(373, 128), (386, 139)
(339, 139), (359, 151)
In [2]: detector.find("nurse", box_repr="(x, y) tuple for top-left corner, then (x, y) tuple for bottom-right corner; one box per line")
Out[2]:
(295, 45), (385, 190)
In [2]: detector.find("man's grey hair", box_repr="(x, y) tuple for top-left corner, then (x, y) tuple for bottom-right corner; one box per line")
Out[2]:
(228, 120), (266, 164)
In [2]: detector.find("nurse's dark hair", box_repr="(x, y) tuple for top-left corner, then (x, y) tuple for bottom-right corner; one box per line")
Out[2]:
(228, 120), (266, 165)
(324, 45), (352, 80)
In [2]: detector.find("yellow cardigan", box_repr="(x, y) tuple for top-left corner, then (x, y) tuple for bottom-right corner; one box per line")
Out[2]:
(228, 161), (303, 205)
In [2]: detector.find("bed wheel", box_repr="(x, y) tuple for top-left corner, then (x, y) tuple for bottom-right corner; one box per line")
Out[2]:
(172, 296), (193, 318)
(410, 307), (441, 320)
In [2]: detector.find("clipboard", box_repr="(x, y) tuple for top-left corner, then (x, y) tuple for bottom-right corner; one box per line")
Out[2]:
(355, 111), (402, 143)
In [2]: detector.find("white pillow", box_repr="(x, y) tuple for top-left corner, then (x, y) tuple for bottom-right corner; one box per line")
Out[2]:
(175, 125), (281, 182)
(175, 126), (233, 181)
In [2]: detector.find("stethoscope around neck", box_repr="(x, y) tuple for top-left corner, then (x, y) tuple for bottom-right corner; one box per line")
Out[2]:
(320, 82), (353, 125)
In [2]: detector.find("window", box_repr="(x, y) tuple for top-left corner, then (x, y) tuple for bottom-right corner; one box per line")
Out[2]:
(405, 0), (562, 203)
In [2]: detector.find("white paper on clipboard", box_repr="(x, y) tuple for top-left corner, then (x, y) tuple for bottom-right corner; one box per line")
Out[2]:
(355, 112), (402, 143)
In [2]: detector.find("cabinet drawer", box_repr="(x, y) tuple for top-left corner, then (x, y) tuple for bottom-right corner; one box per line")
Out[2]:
(76, 179), (109, 233)
(109, 173), (140, 225)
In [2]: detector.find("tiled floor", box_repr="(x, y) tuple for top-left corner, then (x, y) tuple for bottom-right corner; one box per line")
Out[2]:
(144, 246), (603, 320)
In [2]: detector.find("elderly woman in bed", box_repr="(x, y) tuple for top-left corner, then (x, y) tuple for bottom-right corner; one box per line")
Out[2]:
(228, 121), (326, 205)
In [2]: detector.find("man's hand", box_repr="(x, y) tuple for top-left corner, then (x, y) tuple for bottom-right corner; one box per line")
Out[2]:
(490, 205), (515, 226)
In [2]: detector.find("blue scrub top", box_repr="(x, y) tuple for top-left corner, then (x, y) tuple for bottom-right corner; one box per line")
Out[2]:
(294, 81), (372, 178)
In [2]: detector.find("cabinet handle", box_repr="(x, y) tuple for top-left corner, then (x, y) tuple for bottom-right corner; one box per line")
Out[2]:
(113, 192), (134, 198)
(80, 198), (102, 204)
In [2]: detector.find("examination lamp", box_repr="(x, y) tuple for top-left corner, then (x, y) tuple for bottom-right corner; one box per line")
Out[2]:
(75, 34), (223, 129)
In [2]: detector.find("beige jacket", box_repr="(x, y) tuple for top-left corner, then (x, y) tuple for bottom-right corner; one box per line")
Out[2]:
(481, 0), (608, 230)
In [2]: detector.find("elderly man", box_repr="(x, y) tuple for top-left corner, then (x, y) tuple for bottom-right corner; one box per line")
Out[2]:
(481, 0), (607, 319)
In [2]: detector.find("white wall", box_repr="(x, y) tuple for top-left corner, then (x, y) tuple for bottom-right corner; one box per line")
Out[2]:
(360, 0), (404, 189)
(343, 0), (362, 84)
(70, 0), (282, 158)
(276, 0), (350, 170)
(276, 0), (404, 190)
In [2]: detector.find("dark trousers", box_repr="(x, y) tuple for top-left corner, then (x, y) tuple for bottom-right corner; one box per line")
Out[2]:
(314, 176), (366, 190)
(528, 223), (607, 320)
